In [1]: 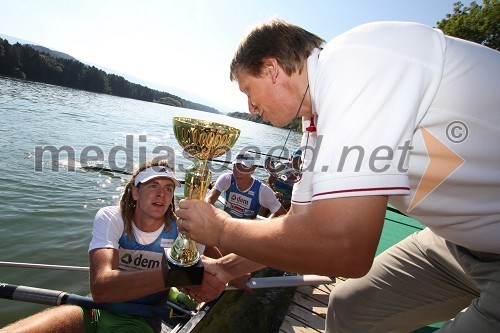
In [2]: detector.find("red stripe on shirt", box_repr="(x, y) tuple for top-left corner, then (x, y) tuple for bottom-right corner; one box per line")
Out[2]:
(312, 187), (410, 198)
(291, 199), (312, 204)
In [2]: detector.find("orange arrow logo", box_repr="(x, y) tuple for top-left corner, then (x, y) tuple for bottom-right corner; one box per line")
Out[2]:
(408, 126), (465, 211)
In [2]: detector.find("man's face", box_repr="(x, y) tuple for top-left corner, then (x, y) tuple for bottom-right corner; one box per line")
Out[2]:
(236, 68), (298, 128)
(132, 178), (175, 223)
(232, 164), (254, 182)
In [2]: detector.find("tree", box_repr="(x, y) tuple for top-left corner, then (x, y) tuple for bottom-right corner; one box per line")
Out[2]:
(437, 0), (499, 51)
(0, 39), (219, 114)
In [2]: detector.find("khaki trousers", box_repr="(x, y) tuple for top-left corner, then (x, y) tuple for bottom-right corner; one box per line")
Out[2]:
(326, 228), (500, 332)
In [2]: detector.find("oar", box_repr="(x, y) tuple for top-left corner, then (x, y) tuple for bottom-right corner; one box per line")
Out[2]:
(208, 158), (231, 164)
(248, 150), (288, 160)
(0, 261), (333, 289)
(208, 158), (265, 169)
(81, 160), (266, 174)
(0, 261), (89, 272)
(0, 283), (173, 320)
(81, 165), (132, 175)
(226, 275), (334, 290)
(79, 166), (189, 183)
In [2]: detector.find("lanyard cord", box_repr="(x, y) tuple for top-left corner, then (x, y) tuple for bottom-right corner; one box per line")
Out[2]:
(278, 84), (309, 159)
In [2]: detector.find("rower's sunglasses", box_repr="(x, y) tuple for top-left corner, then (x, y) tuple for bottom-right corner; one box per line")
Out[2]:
(264, 155), (302, 185)
(235, 154), (252, 161)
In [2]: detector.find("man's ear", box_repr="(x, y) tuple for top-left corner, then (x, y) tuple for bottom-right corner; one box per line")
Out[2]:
(262, 57), (279, 83)
(131, 185), (139, 201)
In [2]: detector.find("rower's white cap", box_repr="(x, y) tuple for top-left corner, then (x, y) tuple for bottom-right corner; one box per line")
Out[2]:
(232, 151), (255, 168)
(134, 166), (181, 187)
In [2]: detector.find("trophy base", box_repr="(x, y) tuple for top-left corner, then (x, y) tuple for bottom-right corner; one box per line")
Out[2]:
(163, 249), (204, 287)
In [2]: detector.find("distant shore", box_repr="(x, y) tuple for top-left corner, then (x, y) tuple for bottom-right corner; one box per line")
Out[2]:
(226, 111), (302, 132)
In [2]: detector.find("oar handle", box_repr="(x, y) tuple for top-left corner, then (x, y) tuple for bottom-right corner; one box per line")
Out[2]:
(225, 275), (334, 290)
(0, 283), (64, 306)
(0, 283), (173, 320)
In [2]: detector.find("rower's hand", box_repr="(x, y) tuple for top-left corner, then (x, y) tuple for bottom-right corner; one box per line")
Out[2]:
(184, 256), (231, 302)
(176, 199), (230, 247)
(228, 273), (252, 291)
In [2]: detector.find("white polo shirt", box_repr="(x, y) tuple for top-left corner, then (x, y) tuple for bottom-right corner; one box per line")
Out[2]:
(292, 21), (500, 253)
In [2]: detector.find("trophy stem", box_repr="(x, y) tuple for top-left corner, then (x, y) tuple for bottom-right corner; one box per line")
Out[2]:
(166, 233), (200, 267)
(168, 164), (212, 267)
(183, 164), (212, 200)
(167, 117), (240, 284)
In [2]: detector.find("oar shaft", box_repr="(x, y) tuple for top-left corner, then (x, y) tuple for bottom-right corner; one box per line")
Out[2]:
(0, 283), (173, 320)
(248, 150), (288, 160)
(0, 261), (89, 272)
(225, 275), (334, 290)
(208, 159), (265, 169)
(0, 262), (333, 289)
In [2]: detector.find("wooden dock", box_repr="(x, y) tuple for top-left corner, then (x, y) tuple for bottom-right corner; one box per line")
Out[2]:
(279, 207), (444, 333)
(279, 278), (344, 332)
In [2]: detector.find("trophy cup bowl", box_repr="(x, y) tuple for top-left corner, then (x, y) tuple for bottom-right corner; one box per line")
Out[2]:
(163, 117), (240, 286)
(172, 117), (241, 162)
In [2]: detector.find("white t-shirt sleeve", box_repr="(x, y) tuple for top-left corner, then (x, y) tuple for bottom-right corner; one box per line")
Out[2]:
(213, 172), (232, 193)
(259, 183), (282, 213)
(309, 22), (444, 201)
(88, 206), (124, 252)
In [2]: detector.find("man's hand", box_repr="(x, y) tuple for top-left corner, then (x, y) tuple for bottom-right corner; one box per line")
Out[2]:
(176, 199), (231, 247)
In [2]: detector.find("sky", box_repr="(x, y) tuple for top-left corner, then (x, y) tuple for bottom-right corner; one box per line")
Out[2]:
(0, 0), (465, 113)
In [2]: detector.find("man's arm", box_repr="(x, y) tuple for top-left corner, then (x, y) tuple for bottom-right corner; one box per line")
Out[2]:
(89, 248), (165, 303)
(176, 195), (387, 278)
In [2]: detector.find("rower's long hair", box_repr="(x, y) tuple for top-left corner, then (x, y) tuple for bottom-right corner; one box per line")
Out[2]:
(120, 160), (177, 239)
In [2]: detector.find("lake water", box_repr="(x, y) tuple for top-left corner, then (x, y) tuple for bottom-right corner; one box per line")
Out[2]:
(0, 76), (301, 327)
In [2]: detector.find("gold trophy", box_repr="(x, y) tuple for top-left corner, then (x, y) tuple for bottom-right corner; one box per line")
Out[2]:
(163, 117), (240, 287)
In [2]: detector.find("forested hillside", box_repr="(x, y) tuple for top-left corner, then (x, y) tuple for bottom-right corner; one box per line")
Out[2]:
(0, 38), (219, 114)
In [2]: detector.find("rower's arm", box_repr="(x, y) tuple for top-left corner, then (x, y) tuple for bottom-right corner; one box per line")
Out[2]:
(89, 248), (165, 303)
(205, 188), (222, 205)
(269, 204), (287, 217)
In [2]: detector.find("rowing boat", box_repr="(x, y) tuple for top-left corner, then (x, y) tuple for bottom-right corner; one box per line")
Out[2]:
(0, 267), (332, 332)
(0, 153), (442, 332)
(1, 202), (426, 332)
(0, 159), (330, 331)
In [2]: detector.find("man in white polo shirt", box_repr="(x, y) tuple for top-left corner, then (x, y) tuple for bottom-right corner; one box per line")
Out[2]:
(176, 19), (500, 332)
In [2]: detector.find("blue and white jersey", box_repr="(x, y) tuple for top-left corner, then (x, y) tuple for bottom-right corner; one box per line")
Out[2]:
(117, 221), (178, 305)
(223, 174), (263, 219)
(89, 206), (178, 305)
(118, 220), (178, 271)
(211, 173), (283, 218)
